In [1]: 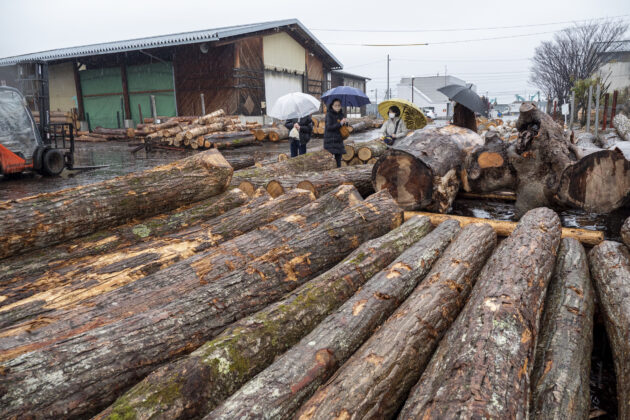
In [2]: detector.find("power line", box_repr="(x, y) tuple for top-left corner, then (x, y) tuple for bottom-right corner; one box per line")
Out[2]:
(311, 14), (630, 33)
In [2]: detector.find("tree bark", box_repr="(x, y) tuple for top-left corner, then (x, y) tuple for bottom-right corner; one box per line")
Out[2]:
(622, 217), (630, 248)
(461, 132), (516, 193)
(97, 216), (435, 420)
(530, 238), (594, 420)
(348, 121), (369, 134)
(296, 224), (496, 420)
(0, 150), (233, 260)
(0, 189), (318, 351)
(372, 125), (483, 213)
(206, 220), (462, 420)
(268, 126), (289, 142)
(252, 128), (272, 141)
(0, 188), (249, 307)
(554, 148), (630, 214)
(588, 241), (630, 420)
(196, 109), (226, 125)
(0, 189), (402, 420)
(224, 155), (255, 170)
(211, 135), (258, 150)
(357, 140), (388, 162)
(399, 207), (562, 420)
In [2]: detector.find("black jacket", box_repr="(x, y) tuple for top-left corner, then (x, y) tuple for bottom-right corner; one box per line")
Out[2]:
(284, 116), (314, 145)
(323, 109), (345, 155)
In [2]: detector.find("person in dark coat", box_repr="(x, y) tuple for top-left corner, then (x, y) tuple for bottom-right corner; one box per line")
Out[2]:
(452, 102), (478, 132)
(323, 98), (347, 167)
(284, 115), (314, 157)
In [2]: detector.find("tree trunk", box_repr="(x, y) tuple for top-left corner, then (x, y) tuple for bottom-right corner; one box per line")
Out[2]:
(204, 130), (252, 140)
(0, 189), (318, 350)
(252, 128), (272, 141)
(97, 216), (435, 420)
(207, 220), (462, 420)
(398, 207), (562, 419)
(196, 109), (225, 125)
(0, 188), (249, 307)
(0, 189), (402, 420)
(373, 125), (483, 213)
(223, 155), (255, 170)
(404, 211), (604, 247)
(211, 135), (258, 149)
(588, 241), (630, 420)
(530, 238), (594, 420)
(296, 224), (496, 420)
(270, 165), (374, 198)
(348, 121), (369, 134)
(461, 132), (516, 193)
(357, 140), (388, 162)
(0, 150), (233, 260)
(184, 122), (225, 140)
(622, 217), (630, 248)
(268, 126), (289, 142)
(554, 149), (630, 214)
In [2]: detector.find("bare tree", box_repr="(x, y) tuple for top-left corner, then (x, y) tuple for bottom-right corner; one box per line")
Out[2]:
(530, 19), (628, 109)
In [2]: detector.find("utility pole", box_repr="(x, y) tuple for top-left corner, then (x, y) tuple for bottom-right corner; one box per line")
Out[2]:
(411, 76), (414, 104)
(386, 54), (391, 100)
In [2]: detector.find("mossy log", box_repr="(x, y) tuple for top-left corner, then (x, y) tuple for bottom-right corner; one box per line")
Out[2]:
(530, 238), (594, 420)
(461, 132), (516, 193)
(399, 207), (562, 419)
(589, 241), (630, 420)
(207, 220), (461, 420)
(97, 216), (435, 420)
(0, 188), (402, 420)
(372, 125), (483, 213)
(622, 217), (630, 248)
(296, 223), (496, 420)
(0, 149), (233, 259)
(0, 189), (316, 349)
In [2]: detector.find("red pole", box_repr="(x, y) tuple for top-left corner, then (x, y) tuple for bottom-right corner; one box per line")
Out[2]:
(610, 90), (618, 129)
(602, 93), (609, 130)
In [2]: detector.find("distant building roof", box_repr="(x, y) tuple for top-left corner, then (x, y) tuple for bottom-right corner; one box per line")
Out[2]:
(331, 70), (371, 81)
(0, 19), (342, 69)
(399, 75), (468, 103)
(597, 40), (630, 62)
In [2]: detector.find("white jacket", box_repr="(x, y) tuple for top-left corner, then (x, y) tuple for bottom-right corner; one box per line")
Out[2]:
(381, 117), (408, 138)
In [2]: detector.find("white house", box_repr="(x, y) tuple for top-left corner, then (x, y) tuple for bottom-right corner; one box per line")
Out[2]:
(397, 75), (475, 119)
(597, 40), (630, 91)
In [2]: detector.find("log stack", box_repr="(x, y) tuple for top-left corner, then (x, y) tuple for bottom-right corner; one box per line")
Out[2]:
(311, 115), (382, 137)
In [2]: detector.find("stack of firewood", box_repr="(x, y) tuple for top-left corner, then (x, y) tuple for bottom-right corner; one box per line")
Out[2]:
(76, 127), (131, 142)
(341, 138), (388, 166)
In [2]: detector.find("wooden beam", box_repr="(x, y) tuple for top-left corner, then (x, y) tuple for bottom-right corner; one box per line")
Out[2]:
(73, 62), (85, 121)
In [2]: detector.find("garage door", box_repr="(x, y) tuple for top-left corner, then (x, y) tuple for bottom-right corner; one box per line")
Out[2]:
(127, 62), (176, 125)
(80, 67), (123, 129)
(264, 71), (303, 115)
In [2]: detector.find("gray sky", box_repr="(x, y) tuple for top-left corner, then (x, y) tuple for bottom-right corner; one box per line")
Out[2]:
(1, 0), (628, 103)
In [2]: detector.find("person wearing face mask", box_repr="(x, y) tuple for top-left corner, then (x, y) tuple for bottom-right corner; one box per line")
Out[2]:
(324, 98), (347, 167)
(380, 106), (407, 145)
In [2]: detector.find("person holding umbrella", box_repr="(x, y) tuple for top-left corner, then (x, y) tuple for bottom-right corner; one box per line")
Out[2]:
(284, 115), (313, 157)
(380, 105), (408, 145)
(437, 84), (487, 132)
(452, 102), (477, 132)
(324, 98), (347, 167)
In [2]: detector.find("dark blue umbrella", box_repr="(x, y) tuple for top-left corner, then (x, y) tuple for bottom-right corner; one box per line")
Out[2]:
(321, 86), (371, 107)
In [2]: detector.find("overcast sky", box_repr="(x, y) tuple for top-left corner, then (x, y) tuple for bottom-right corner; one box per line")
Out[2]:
(1, 0), (628, 103)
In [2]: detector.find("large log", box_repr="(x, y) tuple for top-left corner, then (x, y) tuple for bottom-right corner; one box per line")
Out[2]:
(0, 188), (249, 306)
(223, 155), (255, 170)
(0, 189), (402, 419)
(268, 125), (289, 142)
(212, 135), (258, 150)
(207, 220), (462, 420)
(0, 189), (317, 350)
(357, 139), (388, 162)
(98, 216), (435, 420)
(589, 241), (630, 419)
(184, 122), (224, 139)
(372, 125), (483, 213)
(296, 223), (496, 419)
(622, 217), (630, 248)
(461, 132), (516, 193)
(530, 238), (594, 420)
(252, 127), (273, 141)
(205, 130), (252, 140)
(614, 113), (630, 142)
(196, 109), (225, 125)
(348, 120), (369, 134)
(404, 211), (604, 246)
(398, 207), (562, 419)
(0, 150), (232, 259)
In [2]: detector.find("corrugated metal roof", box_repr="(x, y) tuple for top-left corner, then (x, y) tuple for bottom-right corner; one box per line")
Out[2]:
(331, 70), (371, 81)
(399, 76), (468, 104)
(0, 19), (342, 68)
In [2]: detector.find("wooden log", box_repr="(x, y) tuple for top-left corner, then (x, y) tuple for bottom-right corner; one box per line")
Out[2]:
(0, 189), (402, 420)
(530, 238), (594, 420)
(97, 216), (435, 420)
(347, 120), (369, 134)
(554, 149), (630, 214)
(461, 132), (516, 193)
(622, 217), (630, 248)
(404, 211), (603, 246)
(296, 223), (496, 419)
(342, 144), (356, 161)
(224, 155), (255, 170)
(398, 207), (562, 419)
(357, 140), (388, 162)
(211, 135), (258, 150)
(372, 125), (483, 213)
(207, 220), (462, 420)
(0, 150), (232, 260)
(290, 165), (374, 197)
(205, 130), (252, 140)
(0, 188), (249, 307)
(196, 109), (226, 125)
(265, 180), (285, 198)
(268, 125), (289, 142)
(0, 189), (318, 352)
(457, 191), (517, 201)
(93, 127), (128, 136)
(588, 241), (630, 420)
(184, 122), (224, 140)
(278, 153), (289, 162)
(252, 127), (273, 141)
(161, 124), (183, 138)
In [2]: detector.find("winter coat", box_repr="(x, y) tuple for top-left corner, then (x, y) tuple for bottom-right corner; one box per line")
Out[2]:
(323, 109), (346, 155)
(381, 116), (408, 139)
(284, 115), (314, 145)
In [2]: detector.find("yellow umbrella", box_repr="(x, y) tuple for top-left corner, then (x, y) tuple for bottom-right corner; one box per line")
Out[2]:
(378, 98), (428, 131)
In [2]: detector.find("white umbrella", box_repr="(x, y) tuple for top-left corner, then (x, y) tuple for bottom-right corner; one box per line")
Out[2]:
(268, 92), (320, 120)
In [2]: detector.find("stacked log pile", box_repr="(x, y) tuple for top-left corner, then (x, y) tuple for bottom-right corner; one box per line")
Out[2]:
(311, 115), (383, 137)
(342, 139), (388, 166)
(477, 116), (519, 141)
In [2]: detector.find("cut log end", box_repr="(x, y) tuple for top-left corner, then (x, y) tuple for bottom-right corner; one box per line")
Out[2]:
(266, 181), (285, 198)
(373, 153), (432, 210)
(477, 151), (504, 168)
(343, 145), (355, 161)
(296, 180), (317, 197)
(278, 154), (289, 162)
(237, 181), (256, 197)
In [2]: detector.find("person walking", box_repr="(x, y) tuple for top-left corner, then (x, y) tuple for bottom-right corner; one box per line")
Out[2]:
(284, 115), (313, 157)
(323, 98), (347, 167)
(380, 105), (408, 145)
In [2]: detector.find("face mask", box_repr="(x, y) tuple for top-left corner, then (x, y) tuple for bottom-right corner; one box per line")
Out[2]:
(389, 113), (396, 119)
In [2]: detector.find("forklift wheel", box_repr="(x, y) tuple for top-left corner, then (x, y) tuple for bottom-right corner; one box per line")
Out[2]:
(41, 149), (65, 176)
